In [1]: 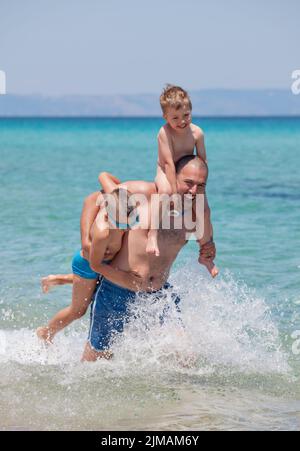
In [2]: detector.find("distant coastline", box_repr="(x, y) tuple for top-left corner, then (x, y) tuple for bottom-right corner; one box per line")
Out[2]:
(1, 116), (300, 119)
(0, 90), (299, 117)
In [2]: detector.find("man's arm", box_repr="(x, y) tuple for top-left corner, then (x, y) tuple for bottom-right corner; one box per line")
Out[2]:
(196, 194), (219, 278)
(89, 212), (143, 291)
(198, 194), (213, 246)
(89, 213), (110, 271)
(93, 262), (143, 292)
(80, 192), (101, 259)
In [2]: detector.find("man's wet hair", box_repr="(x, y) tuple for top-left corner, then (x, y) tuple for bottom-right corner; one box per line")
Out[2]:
(175, 155), (208, 174)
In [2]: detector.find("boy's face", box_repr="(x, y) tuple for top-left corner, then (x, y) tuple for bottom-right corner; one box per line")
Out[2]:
(164, 104), (192, 131)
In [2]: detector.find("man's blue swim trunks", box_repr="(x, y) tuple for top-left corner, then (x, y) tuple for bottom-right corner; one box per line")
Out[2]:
(88, 276), (181, 352)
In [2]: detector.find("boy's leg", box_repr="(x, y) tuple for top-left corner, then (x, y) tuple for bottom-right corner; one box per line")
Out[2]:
(146, 168), (172, 257)
(41, 274), (74, 293)
(37, 275), (97, 343)
(146, 230), (160, 257)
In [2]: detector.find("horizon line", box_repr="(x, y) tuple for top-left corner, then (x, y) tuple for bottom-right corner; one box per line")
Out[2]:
(1, 115), (300, 120)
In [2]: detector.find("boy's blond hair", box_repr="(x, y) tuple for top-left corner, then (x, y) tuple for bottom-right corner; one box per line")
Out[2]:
(160, 84), (192, 115)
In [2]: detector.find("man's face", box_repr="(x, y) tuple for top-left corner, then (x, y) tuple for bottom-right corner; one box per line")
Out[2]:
(164, 105), (192, 131)
(176, 164), (207, 200)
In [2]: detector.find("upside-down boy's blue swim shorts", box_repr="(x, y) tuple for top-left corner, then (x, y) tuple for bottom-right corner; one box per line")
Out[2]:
(72, 250), (99, 280)
(88, 276), (181, 352)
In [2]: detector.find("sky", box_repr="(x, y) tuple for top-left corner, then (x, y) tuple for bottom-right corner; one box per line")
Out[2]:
(0, 0), (300, 95)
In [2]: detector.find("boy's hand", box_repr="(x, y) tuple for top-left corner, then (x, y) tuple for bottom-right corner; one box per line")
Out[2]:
(199, 258), (219, 278)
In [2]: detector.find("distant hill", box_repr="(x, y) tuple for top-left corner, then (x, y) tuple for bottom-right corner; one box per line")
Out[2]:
(0, 90), (299, 117)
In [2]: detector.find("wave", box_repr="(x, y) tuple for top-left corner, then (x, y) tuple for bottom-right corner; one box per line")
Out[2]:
(0, 264), (290, 379)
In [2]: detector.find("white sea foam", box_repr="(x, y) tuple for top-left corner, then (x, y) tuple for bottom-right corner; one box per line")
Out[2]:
(0, 263), (290, 378)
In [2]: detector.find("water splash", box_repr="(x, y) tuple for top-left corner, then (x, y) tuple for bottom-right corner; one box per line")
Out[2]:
(0, 263), (297, 431)
(0, 263), (290, 378)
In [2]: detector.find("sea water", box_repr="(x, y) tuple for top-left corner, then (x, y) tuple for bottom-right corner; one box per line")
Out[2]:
(0, 117), (299, 430)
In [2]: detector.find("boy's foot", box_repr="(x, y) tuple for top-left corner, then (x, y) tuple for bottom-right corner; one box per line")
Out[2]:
(146, 235), (160, 257)
(199, 258), (219, 278)
(41, 275), (59, 294)
(36, 326), (54, 344)
(211, 265), (219, 278)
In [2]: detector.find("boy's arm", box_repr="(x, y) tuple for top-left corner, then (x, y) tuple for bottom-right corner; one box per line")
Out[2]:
(198, 194), (213, 246)
(80, 192), (101, 259)
(195, 128), (207, 162)
(158, 128), (177, 193)
(99, 172), (121, 193)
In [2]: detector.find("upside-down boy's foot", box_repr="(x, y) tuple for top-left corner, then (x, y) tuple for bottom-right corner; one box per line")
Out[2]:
(146, 236), (160, 257)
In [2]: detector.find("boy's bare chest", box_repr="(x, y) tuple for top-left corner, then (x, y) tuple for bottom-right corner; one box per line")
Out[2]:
(171, 132), (196, 161)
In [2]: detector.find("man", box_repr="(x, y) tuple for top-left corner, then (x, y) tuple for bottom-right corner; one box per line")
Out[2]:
(81, 156), (217, 361)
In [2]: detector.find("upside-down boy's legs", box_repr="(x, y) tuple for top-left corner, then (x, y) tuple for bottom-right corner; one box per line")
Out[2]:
(37, 275), (97, 343)
(41, 274), (74, 293)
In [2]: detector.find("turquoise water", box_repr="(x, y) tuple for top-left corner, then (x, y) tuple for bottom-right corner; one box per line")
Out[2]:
(0, 117), (299, 430)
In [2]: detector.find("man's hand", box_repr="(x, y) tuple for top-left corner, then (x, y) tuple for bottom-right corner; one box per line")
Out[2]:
(199, 240), (216, 260)
(96, 264), (143, 292)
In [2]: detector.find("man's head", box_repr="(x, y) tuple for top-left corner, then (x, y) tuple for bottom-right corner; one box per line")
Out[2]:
(160, 85), (192, 131)
(175, 156), (208, 200)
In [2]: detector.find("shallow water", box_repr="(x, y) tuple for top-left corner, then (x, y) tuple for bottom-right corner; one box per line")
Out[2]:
(0, 118), (299, 430)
